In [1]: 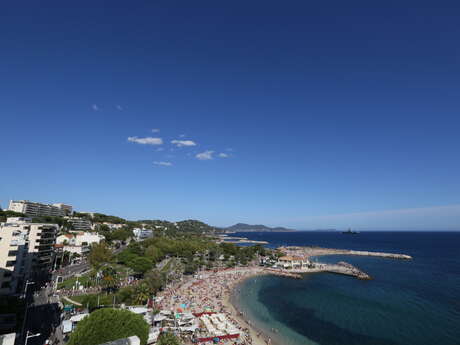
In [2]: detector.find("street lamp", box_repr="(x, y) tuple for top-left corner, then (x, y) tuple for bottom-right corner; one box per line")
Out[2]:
(25, 331), (41, 345)
(21, 281), (35, 345)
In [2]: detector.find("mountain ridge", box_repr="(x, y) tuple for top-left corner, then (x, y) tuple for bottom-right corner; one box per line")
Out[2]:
(223, 223), (296, 232)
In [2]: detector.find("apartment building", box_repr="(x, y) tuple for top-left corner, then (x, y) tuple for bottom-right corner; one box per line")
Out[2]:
(56, 232), (104, 246)
(8, 200), (72, 217)
(66, 217), (92, 231)
(132, 228), (153, 241)
(0, 218), (58, 295)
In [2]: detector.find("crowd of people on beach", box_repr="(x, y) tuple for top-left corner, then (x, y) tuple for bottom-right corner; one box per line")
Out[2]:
(156, 266), (274, 345)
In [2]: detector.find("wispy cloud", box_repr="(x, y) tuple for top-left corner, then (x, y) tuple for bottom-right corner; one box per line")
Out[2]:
(92, 104), (99, 111)
(196, 150), (214, 160)
(152, 128), (160, 133)
(218, 153), (229, 158)
(171, 139), (197, 147)
(128, 136), (163, 145)
(116, 105), (123, 111)
(179, 134), (186, 138)
(154, 161), (172, 166)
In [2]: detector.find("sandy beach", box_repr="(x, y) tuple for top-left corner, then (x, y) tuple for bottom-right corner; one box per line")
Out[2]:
(156, 266), (277, 345)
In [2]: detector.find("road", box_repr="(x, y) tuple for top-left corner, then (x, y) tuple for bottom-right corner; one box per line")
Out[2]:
(21, 244), (127, 345)
(21, 284), (61, 345)
(53, 244), (126, 280)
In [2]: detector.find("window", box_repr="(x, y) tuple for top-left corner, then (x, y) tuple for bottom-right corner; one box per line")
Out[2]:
(8, 250), (18, 257)
(1, 282), (11, 289)
(3, 271), (12, 277)
(5, 261), (16, 267)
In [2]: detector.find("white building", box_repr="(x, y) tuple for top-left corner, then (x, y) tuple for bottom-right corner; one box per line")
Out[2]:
(7, 200), (72, 217)
(66, 217), (92, 231)
(0, 219), (58, 295)
(132, 228), (153, 241)
(102, 222), (125, 230)
(276, 255), (311, 269)
(52, 203), (73, 215)
(56, 232), (103, 256)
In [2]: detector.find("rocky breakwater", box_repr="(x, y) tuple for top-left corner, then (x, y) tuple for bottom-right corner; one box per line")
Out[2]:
(347, 250), (412, 260)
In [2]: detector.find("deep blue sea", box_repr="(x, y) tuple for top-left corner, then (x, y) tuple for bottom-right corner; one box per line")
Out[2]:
(231, 231), (460, 345)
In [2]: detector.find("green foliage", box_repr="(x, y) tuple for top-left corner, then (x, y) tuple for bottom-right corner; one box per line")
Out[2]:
(92, 213), (126, 224)
(70, 293), (116, 310)
(68, 308), (149, 345)
(132, 282), (151, 305)
(117, 250), (138, 265)
(98, 227), (132, 243)
(157, 332), (182, 345)
(145, 245), (163, 263)
(88, 242), (113, 269)
(100, 265), (119, 291)
(143, 269), (165, 294)
(127, 257), (153, 275)
(0, 210), (26, 222)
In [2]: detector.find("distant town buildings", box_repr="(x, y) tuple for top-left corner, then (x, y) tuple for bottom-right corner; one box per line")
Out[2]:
(7, 200), (72, 217)
(66, 217), (92, 231)
(132, 228), (153, 241)
(56, 232), (104, 246)
(102, 222), (125, 230)
(56, 231), (104, 255)
(0, 217), (58, 295)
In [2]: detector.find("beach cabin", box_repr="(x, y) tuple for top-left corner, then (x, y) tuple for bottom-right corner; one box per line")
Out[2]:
(277, 255), (311, 269)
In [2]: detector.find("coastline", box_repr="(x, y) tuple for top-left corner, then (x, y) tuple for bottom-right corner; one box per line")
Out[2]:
(156, 266), (282, 345)
(223, 272), (282, 345)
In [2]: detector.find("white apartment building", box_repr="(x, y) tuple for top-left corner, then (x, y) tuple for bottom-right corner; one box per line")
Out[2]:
(0, 218), (58, 295)
(132, 228), (153, 241)
(66, 217), (92, 230)
(52, 203), (73, 215)
(56, 232), (104, 246)
(8, 200), (72, 217)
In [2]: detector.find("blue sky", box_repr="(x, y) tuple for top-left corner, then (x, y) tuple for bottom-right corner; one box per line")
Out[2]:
(1, 1), (459, 230)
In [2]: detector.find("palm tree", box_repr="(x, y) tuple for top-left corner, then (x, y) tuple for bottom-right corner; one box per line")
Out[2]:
(133, 282), (151, 305)
(100, 265), (119, 292)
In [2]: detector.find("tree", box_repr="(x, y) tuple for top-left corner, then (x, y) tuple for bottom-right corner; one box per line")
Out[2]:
(88, 242), (113, 269)
(127, 257), (153, 275)
(100, 265), (119, 291)
(144, 269), (165, 294)
(68, 308), (149, 345)
(145, 245), (163, 263)
(132, 282), (151, 305)
(157, 332), (181, 345)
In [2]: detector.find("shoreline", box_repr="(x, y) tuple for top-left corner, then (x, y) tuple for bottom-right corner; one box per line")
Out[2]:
(154, 245), (413, 344)
(224, 271), (282, 345)
(156, 266), (279, 345)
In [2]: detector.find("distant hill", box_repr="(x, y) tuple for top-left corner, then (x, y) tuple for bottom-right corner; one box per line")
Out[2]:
(223, 223), (295, 232)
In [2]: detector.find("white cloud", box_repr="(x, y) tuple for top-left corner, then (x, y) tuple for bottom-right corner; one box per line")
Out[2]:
(196, 150), (214, 160)
(179, 134), (186, 138)
(154, 161), (172, 166)
(218, 153), (229, 158)
(128, 136), (163, 145)
(92, 104), (99, 111)
(116, 105), (123, 111)
(171, 139), (197, 147)
(152, 128), (160, 133)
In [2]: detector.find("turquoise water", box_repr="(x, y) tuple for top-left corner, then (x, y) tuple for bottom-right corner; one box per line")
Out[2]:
(231, 232), (460, 345)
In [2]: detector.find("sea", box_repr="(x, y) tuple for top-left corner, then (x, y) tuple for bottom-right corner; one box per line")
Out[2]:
(230, 231), (460, 345)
